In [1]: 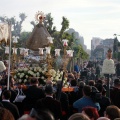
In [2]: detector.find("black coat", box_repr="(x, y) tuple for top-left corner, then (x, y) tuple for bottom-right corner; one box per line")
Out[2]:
(1, 101), (20, 120)
(36, 96), (62, 120)
(23, 85), (45, 111)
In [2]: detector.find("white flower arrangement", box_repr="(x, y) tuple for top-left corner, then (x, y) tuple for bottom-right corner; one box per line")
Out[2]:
(14, 67), (47, 84)
(14, 67), (64, 85)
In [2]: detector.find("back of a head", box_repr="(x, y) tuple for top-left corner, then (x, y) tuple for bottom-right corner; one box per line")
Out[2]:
(2, 90), (11, 100)
(78, 81), (85, 88)
(83, 85), (92, 96)
(18, 114), (32, 120)
(82, 106), (99, 120)
(0, 107), (15, 120)
(30, 77), (39, 85)
(45, 85), (54, 95)
(97, 117), (110, 120)
(105, 105), (120, 120)
(30, 108), (55, 120)
(88, 80), (95, 86)
(68, 113), (90, 120)
(114, 78), (120, 86)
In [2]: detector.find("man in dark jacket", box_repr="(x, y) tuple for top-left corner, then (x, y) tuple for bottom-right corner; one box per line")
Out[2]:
(23, 77), (45, 111)
(1, 90), (20, 120)
(35, 85), (62, 120)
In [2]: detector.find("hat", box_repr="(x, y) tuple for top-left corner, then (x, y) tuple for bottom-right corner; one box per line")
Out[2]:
(45, 85), (54, 94)
(114, 78), (120, 85)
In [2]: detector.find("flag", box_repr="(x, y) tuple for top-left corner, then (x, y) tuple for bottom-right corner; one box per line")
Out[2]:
(0, 23), (10, 44)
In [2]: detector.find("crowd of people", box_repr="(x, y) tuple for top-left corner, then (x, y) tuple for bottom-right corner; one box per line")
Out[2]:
(0, 60), (120, 120)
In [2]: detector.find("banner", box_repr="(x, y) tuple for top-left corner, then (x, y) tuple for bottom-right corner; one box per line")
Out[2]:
(0, 23), (10, 44)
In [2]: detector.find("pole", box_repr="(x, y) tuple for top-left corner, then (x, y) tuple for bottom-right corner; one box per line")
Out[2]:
(7, 22), (12, 90)
(106, 74), (110, 98)
(57, 71), (65, 100)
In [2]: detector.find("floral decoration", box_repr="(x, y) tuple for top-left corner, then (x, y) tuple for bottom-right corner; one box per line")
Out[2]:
(14, 67), (67, 85)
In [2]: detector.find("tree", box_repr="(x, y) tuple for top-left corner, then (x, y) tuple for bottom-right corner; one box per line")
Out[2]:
(0, 13), (27, 37)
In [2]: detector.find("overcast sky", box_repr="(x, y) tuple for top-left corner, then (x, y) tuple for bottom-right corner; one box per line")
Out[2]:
(0, 0), (120, 49)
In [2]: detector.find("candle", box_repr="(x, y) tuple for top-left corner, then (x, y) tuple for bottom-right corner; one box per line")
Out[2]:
(55, 49), (61, 56)
(5, 47), (9, 54)
(62, 39), (68, 46)
(45, 47), (51, 54)
(12, 48), (18, 54)
(38, 48), (44, 55)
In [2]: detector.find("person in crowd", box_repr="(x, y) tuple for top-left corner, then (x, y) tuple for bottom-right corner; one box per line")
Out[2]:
(56, 81), (69, 120)
(29, 108), (55, 120)
(1, 90), (20, 120)
(18, 114), (35, 120)
(35, 85), (62, 120)
(77, 81), (86, 99)
(104, 105), (120, 120)
(88, 80), (95, 86)
(23, 77), (45, 112)
(116, 62), (120, 77)
(0, 75), (17, 103)
(110, 78), (120, 108)
(82, 106), (99, 120)
(97, 117), (110, 120)
(68, 113), (90, 120)
(74, 63), (80, 73)
(0, 107), (15, 120)
(73, 85), (100, 112)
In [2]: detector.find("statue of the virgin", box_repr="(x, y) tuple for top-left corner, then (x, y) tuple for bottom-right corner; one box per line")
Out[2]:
(102, 49), (115, 74)
(26, 11), (51, 51)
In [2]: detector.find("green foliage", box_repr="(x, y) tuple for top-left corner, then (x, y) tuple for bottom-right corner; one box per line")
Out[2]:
(0, 13), (27, 37)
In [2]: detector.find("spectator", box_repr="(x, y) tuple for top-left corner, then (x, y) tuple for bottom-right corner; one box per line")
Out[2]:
(68, 113), (90, 120)
(23, 77), (45, 111)
(30, 108), (55, 120)
(110, 78), (120, 108)
(18, 114), (34, 120)
(82, 106), (99, 120)
(35, 85), (62, 120)
(95, 83), (111, 116)
(104, 105), (120, 120)
(0, 107), (15, 120)
(97, 117), (110, 120)
(1, 90), (20, 120)
(73, 85), (100, 112)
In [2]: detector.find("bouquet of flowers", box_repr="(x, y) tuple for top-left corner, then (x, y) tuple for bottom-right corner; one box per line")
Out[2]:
(14, 67), (47, 84)
(14, 67), (67, 85)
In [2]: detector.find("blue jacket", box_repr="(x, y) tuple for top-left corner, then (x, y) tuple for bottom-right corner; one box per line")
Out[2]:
(73, 96), (100, 112)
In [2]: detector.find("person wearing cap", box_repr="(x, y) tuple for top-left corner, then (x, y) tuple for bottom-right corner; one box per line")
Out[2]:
(110, 78), (120, 108)
(35, 85), (62, 120)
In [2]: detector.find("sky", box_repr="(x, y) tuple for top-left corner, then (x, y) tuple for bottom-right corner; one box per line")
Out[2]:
(0, 0), (120, 49)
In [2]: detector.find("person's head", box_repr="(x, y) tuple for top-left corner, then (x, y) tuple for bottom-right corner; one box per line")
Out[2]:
(18, 114), (34, 120)
(78, 81), (86, 88)
(30, 108), (55, 120)
(0, 107), (15, 120)
(114, 78), (120, 88)
(30, 78), (39, 86)
(68, 113), (90, 120)
(82, 106), (99, 120)
(88, 80), (95, 86)
(44, 85), (54, 95)
(71, 80), (77, 86)
(105, 105), (120, 120)
(97, 117), (110, 120)
(2, 75), (15, 87)
(83, 85), (92, 96)
(2, 90), (11, 100)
